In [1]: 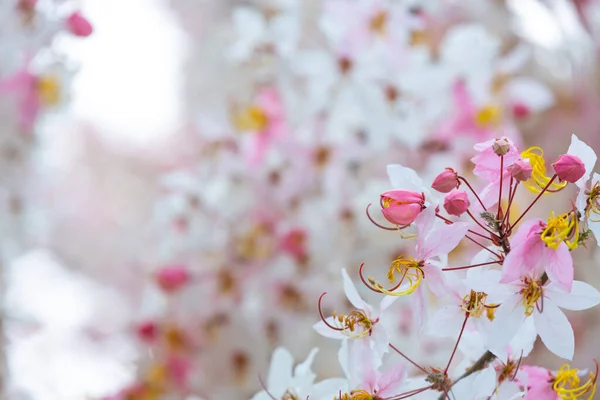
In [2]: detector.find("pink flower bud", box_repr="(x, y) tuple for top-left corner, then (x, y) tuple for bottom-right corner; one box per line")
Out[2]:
(443, 189), (470, 216)
(66, 11), (93, 37)
(380, 190), (425, 226)
(17, 0), (37, 12)
(136, 321), (158, 342)
(492, 138), (511, 156)
(155, 265), (191, 293)
(508, 159), (533, 182)
(512, 103), (530, 119)
(552, 154), (586, 183)
(431, 168), (459, 193)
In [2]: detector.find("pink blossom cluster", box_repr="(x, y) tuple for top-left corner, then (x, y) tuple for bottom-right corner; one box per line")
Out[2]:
(252, 135), (600, 400)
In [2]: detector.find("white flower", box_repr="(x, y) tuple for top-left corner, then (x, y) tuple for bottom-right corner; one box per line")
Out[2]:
(251, 347), (346, 400)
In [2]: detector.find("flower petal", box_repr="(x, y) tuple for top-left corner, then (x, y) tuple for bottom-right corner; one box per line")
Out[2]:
(533, 299), (574, 360)
(567, 134), (597, 189)
(377, 363), (407, 396)
(342, 268), (370, 312)
(547, 280), (600, 310)
(543, 243), (573, 293)
(267, 347), (294, 395)
(387, 164), (424, 193)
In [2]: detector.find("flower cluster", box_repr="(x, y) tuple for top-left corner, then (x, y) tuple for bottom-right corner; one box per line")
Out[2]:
(254, 135), (600, 400)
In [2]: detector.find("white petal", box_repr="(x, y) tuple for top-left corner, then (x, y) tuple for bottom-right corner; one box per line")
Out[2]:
(504, 77), (554, 112)
(488, 295), (525, 350)
(568, 134), (597, 188)
(547, 281), (600, 310)
(427, 305), (464, 338)
(267, 347), (294, 394)
(342, 268), (370, 312)
(292, 348), (318, 390)
(533, 300), (574, 360)
(473, 366), (497, 398)
(386, 164), (424, 192)
(313, 320), (346, 340)
(311, 378), (349, 399)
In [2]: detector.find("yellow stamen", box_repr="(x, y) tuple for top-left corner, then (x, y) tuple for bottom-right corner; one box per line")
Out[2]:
(585, 182), (600, 223)
(369, 256), (423, 296)
(233, 105), (268, 131)
(36, 75), (61, 106)
(369, 11), (387, 36)
(521, 147), (568, 194)
(333, 309), (373, 339)
(541, 211), (579, 250)
(338, 390), (374, 400)
(461, 290), (488, 318)
(474, 104), (502, 128)
(486, 304), (497, 321)
(521, 277), (543, 316)
(553, 364), (597, 400)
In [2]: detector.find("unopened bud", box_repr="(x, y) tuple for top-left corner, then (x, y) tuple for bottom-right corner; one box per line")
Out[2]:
(443, 189), (470, 216)
(66, 11), (93, 37)
(155, 265), (191, 293)
(508, 159), (533, 182)
(492, 138), (511, 156)
(552, 154), (586, 183)
(380, 190), (425, 226)
(431, 168), (459, 193)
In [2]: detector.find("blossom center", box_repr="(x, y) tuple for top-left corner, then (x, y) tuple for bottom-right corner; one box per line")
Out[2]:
(234, 105), (269, 131)
(461, 290), (489, 318)
(585, 182), (600, 222)
(553, 364), (597, 400)
(519, 277), (543, 316)
(521, 147), (568, 194)
(337, 390), (374, 400)
(541, 211), (579, 250)
(281, 389), (299, 400)
(369, 11), (388, 36)
(333, 309), (374, 338)
(37, 74), (61, 106)
(474, 104), (502, 128)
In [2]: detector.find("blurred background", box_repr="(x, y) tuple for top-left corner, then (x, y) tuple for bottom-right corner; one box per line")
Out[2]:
(3, 0), (600, 399)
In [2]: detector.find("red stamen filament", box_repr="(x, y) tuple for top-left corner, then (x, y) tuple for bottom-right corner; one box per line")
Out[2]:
(317, 292), (343, 331)
(442, 260), (502, 271)
(389, 343), (429, 374)
(445, 313), (469, 374)
(508, 174), (557, 235)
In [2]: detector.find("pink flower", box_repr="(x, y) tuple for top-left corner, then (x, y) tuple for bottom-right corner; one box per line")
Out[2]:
(431, 168), (459, 193)
(472, 137), (520, 183)
(508, 159), (533, 182)
(521, 366), (557, 399)
(443, 189), (470, 216)
(0, 65), (41, 133)
(66, 11), (93, 37)
(501, 219), (573, 292)
(279, 228), (308, 262)
(380, 190), (425, 226)
(155, 265), (191, 293)
(552, 154), (586, 183)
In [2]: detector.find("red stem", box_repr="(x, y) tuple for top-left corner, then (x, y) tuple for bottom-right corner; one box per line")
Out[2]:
(436, 213), (493, 241)
(459, 176), (487, 211)
(442, 260), (502, 271)
(497, 155), (504, 220)
(464, 235), (502, 259)
(389, 343), (429, 374)
(445, 313), (469, 374)
(508, 174), (557, 235)
(466, 209), (499, 238)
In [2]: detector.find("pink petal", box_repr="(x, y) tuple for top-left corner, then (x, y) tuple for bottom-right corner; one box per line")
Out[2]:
(543, 243), (573, 292)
